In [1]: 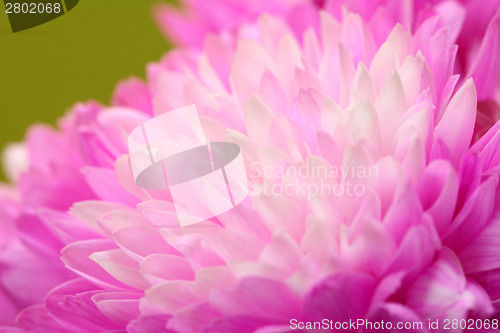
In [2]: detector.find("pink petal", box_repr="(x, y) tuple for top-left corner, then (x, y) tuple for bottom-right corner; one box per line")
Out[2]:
(477, 116), (500, 172)
(259, 229), (303, 273)
(140, 254), (195, 283)
(455, 153), (481, 214)
(459, 212), (500, 274)
(38, 208), (102, 245)
(90, 249), (150, 290)
(258, 71), (288, 116)
(92, 292), (141, 326)
(211, 277), (300, 320)
(435, 0), (466, 43)
(418, 160), (459, 235)
(98, 209), (151, 234)
(144, 280), (200, 314)
(435, 79), (477, 166)
(303, 272), (376, 322)
(112, 78), (153, 114)
(383, 183), (422, 244)
(168, 302), (222, 333)
(366, 303), (427, 333)
(127, 315), (173, 333)
(2, 241), (72, 307)
(70, 201), (127, 235)
(45, 278), (115, 332)
(17, 305), (69, 333)
(81, 167), (138, 206)
(203, 316), (283, 333)
(114, 155), (151, 202)
(466, 10), (500, 100)
(243, 97), (275, 146)
(16, 212), (64, 255)
(61, 239), (128, 289)
(385, 214), (440, 278)
(444, 176), (498, 253)
(152, 3), (207, 47)
(351, 63), (376, 105)
(254, 193), (305, 242)
(300, 215), (339, 263)
(407, 248), (493, 320)
(370, 24), (412, 92)
(113, 226), (181, 261)
(0, 288), (20, 326)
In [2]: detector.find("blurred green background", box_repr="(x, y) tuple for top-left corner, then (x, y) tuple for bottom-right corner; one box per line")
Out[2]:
(0, 0), (174, 180)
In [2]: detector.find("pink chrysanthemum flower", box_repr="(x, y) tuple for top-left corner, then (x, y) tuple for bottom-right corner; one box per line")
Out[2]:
(1, 7), (500, 333)
(155, 0), (500, 140)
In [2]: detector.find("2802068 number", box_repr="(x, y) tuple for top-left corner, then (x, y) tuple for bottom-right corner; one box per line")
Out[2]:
(5, 2), (61, 14)
(443, 318), (499, 330)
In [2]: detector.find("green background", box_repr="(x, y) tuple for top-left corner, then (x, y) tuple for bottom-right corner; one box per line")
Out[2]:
(0, 0), (174, 179)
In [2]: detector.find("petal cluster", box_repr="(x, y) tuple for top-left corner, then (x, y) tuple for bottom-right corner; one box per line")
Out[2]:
(0, 3), (499, 333)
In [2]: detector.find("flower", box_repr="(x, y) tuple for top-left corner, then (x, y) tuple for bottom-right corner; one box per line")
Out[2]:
(156, 0), (500, 140)
(1, 5), (500, 333)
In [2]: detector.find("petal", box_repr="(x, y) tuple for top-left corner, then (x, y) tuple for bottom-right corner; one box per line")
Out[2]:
(350, 63), (376, 105)
(444, 176), (498, 253)
(1, 142), (28, 183)
(58, 291), (122, 331)
(45, 279), (116, 331)
(303, 272), (376, 322)
(259, 228), (303, 273)
(459, 212), (500, 274)
(17, 305), (70, 333)
(435, 0), (466, 43)
(81, 167), (138, 206)
(136, 200), (180, 228)
(407, 248), (493, 320)
(144, 280), (200, 314)
(16, 212), (64, 255)
(204, 35), (233, 90)
(113, 226), (181, 261)
(70, 201), (127, 235)
(300, 215), (339, 263)
(385, 214), (440, 277)
(152, 3), (206, 47)
(98, 209), (151, 234)
(38, 208), (102, 244)
(243, 96), (275, 146)
(258, 71), (288, 116)
(375, 71), (407, 150)
(61, 240), (127, 289)
(1, 241), (71, 307)
(466, 10), (500, 100)
(92, 292), (141, 326)
(254, 193), (305, 242)
(126, 315), (173, 333)
(367, 303), (427, 333)
(383, 183), (423, 244)
(211, 277), (300, 320)
(90, 249), (150, 290)
(112, 78), (153, 114)
(435, 79), (477, 166)
(167, 302), (222, 333)
(418, 160), (459, 235)
(140, 254), (195, 283)
(370, 24), (412, 92)
(203, 316), (283, 333)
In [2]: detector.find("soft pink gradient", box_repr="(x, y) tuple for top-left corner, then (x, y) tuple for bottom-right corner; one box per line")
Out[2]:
(0, 4), (499, 333)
